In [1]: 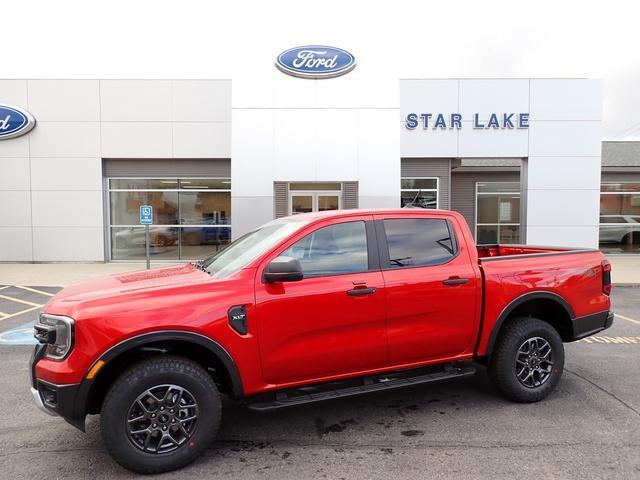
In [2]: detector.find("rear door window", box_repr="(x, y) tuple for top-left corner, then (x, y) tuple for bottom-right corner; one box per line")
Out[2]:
(382, 218), (456, 268)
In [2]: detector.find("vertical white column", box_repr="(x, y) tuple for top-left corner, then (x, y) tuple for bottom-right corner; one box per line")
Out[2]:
(524, 79), (603, 248)
(231, 67), (400, 239)
(357, 108), (400, 208)
(230, 106), (277, 239)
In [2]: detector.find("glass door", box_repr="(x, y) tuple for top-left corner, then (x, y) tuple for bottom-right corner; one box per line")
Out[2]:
(289, 189), (342, 215)
(317, 194), (340, 211)
(291, 194), (314, 215)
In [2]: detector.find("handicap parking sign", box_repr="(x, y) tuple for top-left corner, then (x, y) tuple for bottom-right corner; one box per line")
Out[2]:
(140, 205), (153, 225)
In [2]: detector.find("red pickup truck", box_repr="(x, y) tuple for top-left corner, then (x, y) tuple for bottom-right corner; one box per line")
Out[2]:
(30, 209), (613, 473)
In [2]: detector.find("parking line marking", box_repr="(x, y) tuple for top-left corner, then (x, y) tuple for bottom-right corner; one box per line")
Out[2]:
(0, 295), (42, 308)
(616, 314), (640, 326)
(0, 305), (42, 322)
(581, 336), (640, 344)
(0, 286), (10, 291)
(15, 285), (55, 297)
(0, 312), (8, 319)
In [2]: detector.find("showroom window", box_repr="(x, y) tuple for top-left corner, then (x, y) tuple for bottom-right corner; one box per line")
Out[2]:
(599, 182), (640, 254)
(476, 182), (520, 244)
(400, 178), (438, 208)
(108, 178), (231, 261)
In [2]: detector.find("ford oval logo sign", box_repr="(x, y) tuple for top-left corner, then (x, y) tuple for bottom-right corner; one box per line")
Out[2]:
(276, 46), (356, 79)
(0, 105), (36, 140)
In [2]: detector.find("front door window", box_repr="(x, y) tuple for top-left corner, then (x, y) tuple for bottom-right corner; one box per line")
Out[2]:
(281, 221), (369, 276)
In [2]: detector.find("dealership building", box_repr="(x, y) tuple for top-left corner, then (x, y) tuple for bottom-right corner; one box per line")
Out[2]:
(0, 53), (639, 262)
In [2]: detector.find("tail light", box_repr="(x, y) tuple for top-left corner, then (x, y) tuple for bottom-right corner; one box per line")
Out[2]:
(601, 260), (612, 295)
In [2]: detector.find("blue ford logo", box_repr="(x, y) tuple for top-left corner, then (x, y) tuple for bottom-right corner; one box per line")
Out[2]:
(0, 105), (36, 140)
(276, 45), (356, 79)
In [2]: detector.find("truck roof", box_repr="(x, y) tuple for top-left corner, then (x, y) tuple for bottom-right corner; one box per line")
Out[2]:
(285, 208), (457, 221)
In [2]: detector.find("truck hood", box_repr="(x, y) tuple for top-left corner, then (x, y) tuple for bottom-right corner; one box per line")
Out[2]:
(48, 263), (212, 307)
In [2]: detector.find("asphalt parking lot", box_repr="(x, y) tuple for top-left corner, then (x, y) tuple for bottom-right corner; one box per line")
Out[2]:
(0, 285), (638, 479)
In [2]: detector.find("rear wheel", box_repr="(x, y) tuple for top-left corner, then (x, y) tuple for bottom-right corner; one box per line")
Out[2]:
(101, 356), (221, 474)
(489, 317), (564, 403)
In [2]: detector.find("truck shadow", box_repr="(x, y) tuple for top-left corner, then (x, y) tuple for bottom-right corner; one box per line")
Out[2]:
(211, 366), (501, 448)
(77, 364), (573, 475)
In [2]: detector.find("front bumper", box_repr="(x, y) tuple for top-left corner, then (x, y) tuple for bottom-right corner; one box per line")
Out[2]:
(571, 310), (614, 341)
(29, 344), (85, 431)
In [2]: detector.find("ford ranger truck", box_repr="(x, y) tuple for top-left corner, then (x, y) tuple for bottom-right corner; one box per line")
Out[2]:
(30, 209), (614, 473)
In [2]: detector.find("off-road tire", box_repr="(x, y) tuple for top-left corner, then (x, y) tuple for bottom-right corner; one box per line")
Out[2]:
(489, 317), (564, 403)
(101, 356), (221, 474)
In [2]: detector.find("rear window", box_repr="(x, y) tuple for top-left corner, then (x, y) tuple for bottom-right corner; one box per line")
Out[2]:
(383, 218), (456, 268)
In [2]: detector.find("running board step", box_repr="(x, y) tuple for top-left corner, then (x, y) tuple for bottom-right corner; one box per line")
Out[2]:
(248, 364), (476, 412)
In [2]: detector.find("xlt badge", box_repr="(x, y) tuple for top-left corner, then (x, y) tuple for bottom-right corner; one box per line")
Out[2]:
(228, 305), (248, 335)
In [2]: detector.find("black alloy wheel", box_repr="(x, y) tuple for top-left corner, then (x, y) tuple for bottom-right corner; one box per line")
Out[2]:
(101, 356), (221, 474)
(489, 317), (564, 403)
(126, 384), (199, 454)
(515, 337), (554, 388)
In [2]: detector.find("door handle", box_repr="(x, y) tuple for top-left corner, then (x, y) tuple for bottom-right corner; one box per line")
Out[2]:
(347, 287), (377, 296)
(443, 277), (469, 286)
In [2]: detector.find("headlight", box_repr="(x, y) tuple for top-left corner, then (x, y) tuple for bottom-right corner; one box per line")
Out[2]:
(34, 314), (75, 360)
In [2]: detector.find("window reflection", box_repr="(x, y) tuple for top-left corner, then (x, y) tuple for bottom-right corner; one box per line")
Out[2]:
(476, 182), (521, 244)
(111, 227), (179, 261)
(179, 192), (231, 225)
(110, 191), (179, 225)
(384, 219), (455, 267)
(599, 183), (640, 254)
(180, 227), (231, 258)
(400, 177), (438, 209)
(401, 191), (437, 209)
(108, 178), (231, 261)
(600, 182), (640, 253)
(281, 222), (368, 276)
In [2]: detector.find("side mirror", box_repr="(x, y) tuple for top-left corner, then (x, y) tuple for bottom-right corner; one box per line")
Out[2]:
(264, 256), (303, 283)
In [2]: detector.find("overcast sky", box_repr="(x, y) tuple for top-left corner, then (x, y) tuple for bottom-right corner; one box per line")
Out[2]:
(2, 0), (639, 139)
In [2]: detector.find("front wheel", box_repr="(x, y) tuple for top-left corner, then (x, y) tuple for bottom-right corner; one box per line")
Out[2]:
(489, 317), (564, 403)
(101, 356), (221, 474)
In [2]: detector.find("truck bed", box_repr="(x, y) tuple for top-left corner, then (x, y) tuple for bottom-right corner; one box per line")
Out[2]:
(477, 244), (596, 260)
(474, 244), (609, 356)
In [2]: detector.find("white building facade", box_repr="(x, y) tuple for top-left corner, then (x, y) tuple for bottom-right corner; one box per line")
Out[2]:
(0, 60), (613, 262)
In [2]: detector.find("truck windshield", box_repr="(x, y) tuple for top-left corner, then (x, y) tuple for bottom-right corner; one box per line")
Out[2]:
(201, 219), (310, 279)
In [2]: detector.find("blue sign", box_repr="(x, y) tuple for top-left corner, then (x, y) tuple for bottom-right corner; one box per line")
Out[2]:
(276, 45), (356, 79)
(405, 112), (529, 130)
(0, 105), (36, 140)
(140, 205), (153, 225)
